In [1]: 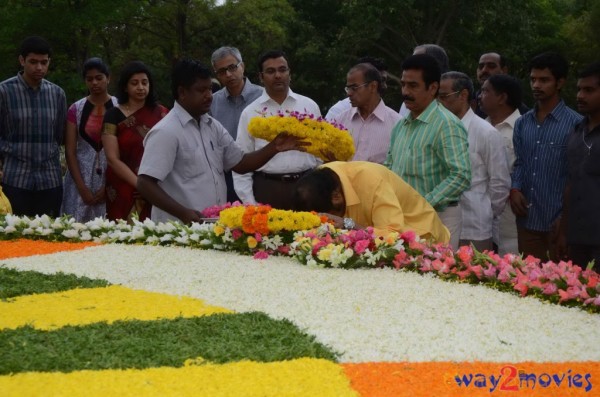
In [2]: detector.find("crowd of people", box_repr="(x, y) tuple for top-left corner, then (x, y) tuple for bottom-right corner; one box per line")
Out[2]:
(1, 36), (599, 269)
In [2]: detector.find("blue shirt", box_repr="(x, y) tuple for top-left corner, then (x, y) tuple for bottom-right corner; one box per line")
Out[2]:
(0, 73), (67, 190)
(512, 100), (583, 231)
(210, 78), (263, 139)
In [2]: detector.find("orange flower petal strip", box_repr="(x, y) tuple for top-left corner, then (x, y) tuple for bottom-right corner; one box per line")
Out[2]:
(0, 239), (99, 260)
(342, 362), (600, 396)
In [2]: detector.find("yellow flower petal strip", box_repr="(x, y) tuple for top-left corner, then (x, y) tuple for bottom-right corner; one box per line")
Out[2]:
(0, 358), (359, 397)
(0, 239), (99, 260)
(0, 285), (231, 330)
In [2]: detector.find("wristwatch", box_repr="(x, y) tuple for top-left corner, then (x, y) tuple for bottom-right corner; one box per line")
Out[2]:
(343, 217), (355, 230)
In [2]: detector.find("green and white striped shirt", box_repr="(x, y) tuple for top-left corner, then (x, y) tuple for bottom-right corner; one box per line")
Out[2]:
(385, 100), (471, 210)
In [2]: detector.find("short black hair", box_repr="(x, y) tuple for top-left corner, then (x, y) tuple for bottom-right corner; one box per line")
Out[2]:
(414, 44), (449, 74)
(19, 36), (51, 58)
(292, 168), (339, 213)
(442, 71), (474, 97)
(578, 61), (600, 83)
(82, 57), (109, 79)
(356, 56), (387, 72)
(349, 63), (384, 96)
(171, 58), (212, 99)
(402, 54), (441, 88)
(481, 52), (508, 69)
(116, 61), (158, 106)
(529, 52), (569, 81)
(487, 74), (523, 110)
(257, 50), (289, 72)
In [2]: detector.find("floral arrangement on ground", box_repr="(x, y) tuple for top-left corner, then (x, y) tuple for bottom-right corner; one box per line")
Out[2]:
(247, 109), (355, 161)
(1, 205), (599, 314)
(1, 239), (599, 396)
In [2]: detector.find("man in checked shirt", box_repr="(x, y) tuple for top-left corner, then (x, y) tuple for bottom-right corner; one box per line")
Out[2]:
(0, 36), (67, 217)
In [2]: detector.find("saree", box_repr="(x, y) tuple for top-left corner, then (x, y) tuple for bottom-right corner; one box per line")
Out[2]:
(103, 104), (168, 221)
(61, 97), (117, 222)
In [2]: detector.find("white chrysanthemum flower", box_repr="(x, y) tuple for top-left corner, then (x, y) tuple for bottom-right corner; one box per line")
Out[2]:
(142, 218), (157, 231)
(61, 229), (79, 239)
(72, 222), (87, 231)
(159, 233), (174, 242)
(146, 235), (160, 243)
(174, 235), (189, 244)
(156, 222), (177, 233)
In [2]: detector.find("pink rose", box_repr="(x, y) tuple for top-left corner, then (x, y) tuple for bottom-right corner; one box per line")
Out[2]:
(253, 251), (269, 260)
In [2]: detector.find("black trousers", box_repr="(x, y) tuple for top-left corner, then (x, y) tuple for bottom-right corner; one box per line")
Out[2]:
(569, 244), (600, 271)
(252, 175), (298, 210)
(2, 184), (62, 217)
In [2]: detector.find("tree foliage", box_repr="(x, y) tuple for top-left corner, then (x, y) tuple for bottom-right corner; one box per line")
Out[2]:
(0, 0), (595, 110)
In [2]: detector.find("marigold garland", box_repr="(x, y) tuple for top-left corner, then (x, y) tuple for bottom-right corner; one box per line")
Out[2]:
(247, 110), (355, 162)
(219, 205), (322, 235)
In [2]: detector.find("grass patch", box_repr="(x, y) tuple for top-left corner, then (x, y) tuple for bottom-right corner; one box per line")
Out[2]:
(0, 267), (109, 300)
(0, 312), (338, 374)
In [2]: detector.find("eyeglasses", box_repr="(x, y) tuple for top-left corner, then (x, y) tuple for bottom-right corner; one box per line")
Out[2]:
(261, 67), (290, 76)
(438, 90), (461, 99)
(215, 61), (242, 76)
(344, 81), (372, 94)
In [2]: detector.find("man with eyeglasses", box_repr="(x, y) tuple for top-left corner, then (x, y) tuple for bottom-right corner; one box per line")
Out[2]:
(210, 47), (263, 203)
(438, 72), (510, 251)
(325, 56), (389, 122)
(385, 54), (471, 250)
(234, 50), (321, 210)
(333, 63), (399, 164)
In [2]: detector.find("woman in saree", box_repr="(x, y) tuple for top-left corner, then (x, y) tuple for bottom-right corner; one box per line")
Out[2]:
(101, 61), (168, 221)
(61, 58), (117, 222)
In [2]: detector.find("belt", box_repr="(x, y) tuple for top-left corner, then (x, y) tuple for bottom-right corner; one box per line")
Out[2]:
(254, 170), (310, 182)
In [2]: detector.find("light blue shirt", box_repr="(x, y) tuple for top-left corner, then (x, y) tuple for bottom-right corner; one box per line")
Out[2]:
(210, 78), (263, 140)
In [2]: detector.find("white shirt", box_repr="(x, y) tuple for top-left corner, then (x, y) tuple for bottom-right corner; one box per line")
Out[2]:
(487, 108), (520, 170)
(139, 102), (244, 223)
(335, 99), (400, 164)
(325, 97), (351, 121)
(487, 108), (521, 254)
(233, 89), (322, 204)
(460, 109), (511, 240)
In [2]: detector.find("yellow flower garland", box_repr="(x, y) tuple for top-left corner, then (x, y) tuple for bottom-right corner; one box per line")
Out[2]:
(248, 112), (355, 162)
(218, 206), (322, 234)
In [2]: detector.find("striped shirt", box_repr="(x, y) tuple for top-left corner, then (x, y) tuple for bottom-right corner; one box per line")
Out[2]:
(512, 100), (583, 231)
(335, 99), (400, 164)
(385, 100), (471, 210)
(0, 73), (67, 190)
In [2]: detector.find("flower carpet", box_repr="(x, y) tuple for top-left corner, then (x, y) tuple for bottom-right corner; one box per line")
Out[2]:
(1, 213), (600, 396)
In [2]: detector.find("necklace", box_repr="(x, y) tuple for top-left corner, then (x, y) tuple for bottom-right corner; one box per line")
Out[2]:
(582, 130), (593, 156)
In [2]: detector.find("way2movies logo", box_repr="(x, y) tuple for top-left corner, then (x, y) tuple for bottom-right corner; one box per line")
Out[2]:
(451, 365), (592, 393)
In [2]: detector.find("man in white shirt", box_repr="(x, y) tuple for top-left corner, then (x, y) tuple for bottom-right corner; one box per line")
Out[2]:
(479, 74), (523, 254)
(234, 50), (321, 210)
(325, 56), (389, 122)
(137, 59), (306, 224)
(334, 63), (399, 164)
(438, 71), (510, 251)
